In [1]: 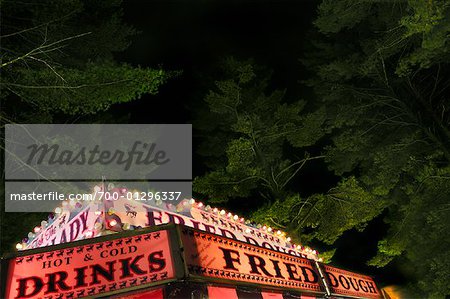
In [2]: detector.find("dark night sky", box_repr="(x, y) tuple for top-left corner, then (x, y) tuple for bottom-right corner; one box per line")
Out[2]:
(114, 0), (316, 122)
(112, 0), (411, 288)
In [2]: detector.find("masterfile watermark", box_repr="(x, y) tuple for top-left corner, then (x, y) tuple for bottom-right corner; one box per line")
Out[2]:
(5, 181), (192, 212)
(5, 124), (191, 180)
(5, 124), (192, 212)
(26, 141), (170, 171)
(9, 190), (182, 202)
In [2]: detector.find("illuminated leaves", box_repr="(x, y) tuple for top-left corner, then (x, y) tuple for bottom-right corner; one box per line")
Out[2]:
(307, 0), (450, 295)
(194, 58), (326, 202)
(397, 0), (450, 76)
(0, 0), (168, 120)
(11, 63), (169, 115)
(314, 0), (373, 34)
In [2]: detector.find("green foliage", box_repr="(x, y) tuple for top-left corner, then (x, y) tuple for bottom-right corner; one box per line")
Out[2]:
(315, 0), (373, 34)
(0, 0), (169, 121)
(9, 63), (168, 115)
(318, 249), (336, 264)
(368, 164), (450, 297)
(397, 0), (450, 76)
(306, 0), (450, 296)
(194, 58), (387, 258)
(251, 177), (384, 245)
(194, 58), (326, 203)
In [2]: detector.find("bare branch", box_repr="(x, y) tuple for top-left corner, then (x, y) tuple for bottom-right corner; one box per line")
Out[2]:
(2, 79), (131, 90)
(0, 11), (78, 39)
(275, 154), (326, 182)
(1, 32), (91, 68)
(28, 56), (66, 82)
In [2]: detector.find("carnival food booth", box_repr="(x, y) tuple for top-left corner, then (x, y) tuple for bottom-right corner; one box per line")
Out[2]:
(1, 186), (383, 299)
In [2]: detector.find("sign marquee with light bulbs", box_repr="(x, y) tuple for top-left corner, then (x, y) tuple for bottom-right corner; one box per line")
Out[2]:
(5, 184), (382, 299)
(17, 185), (321, 261)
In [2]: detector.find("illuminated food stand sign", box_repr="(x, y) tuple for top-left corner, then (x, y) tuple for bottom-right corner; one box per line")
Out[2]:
(322, 265), (382, 299)
(2, 225), (382, 299)
(180, 228), (323, 294)
(3, 187), (383, 298)
(20, 188), (319, 261)
(4, 230), (175, 299)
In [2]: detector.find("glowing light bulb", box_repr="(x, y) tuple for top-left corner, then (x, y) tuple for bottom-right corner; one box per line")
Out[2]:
(220, 210), (226, 215)
(16, 243), (23, 250)
(33, 226), (41, 233)
(189, 199), (196, 205)
(318, 258), (323, 262)
(277, 230), (282, 235)
(54, 207), (62, 214)
(245, 228), (252, 233)
(267, 227), (273, 232)
(197, 202), (204, 208)
(286, 237), (291, 242)
(109, 220), (117, 227)
(296, 245), (302, 250)
(95, 210), (102, 216)
(233, 215), (239, 221)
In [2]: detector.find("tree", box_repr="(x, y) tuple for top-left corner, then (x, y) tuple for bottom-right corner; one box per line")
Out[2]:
(0, 0), (170, 122)
(193, 58), (385, 253)
(303, 0), (450, 296)
(193, 58), (326, 203)
(0, 0), (171, 253)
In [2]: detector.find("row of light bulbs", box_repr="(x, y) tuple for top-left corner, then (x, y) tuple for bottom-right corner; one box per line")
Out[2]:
(180, 198), (321, 261)
(16, 191), (322, 262)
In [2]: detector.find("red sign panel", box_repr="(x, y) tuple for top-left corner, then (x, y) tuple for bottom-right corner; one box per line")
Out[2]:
(5, 230), (175, 299)
(180, 228), (325, 295)
(321, 264), (382, 299)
